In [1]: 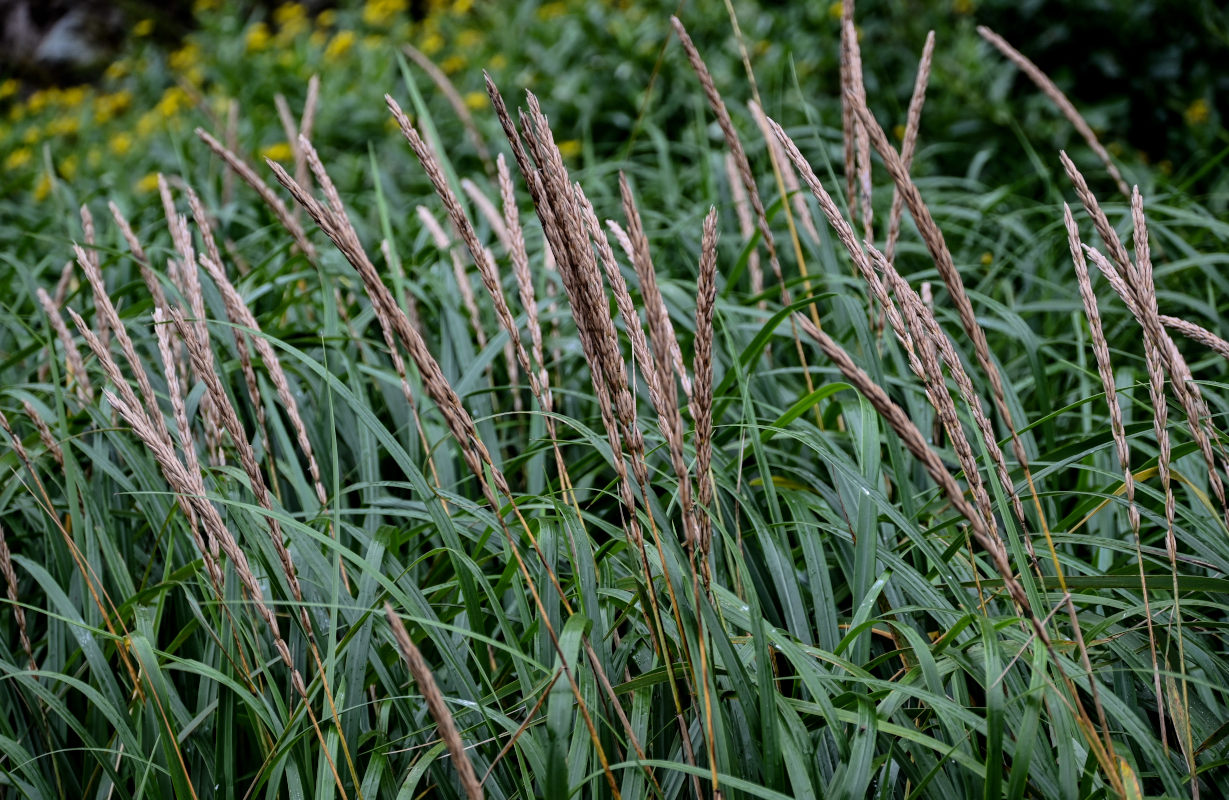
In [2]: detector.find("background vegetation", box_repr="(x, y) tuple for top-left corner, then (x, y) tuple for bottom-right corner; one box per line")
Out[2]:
(2, 0), (1228, 798)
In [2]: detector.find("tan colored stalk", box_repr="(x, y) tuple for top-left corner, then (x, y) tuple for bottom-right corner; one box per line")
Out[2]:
(577, 184), (697, 549)
(50, 259), (75, 308)
(416, 205), (490, 355)
(1161, 315), (1229, 361)
(185, 185), (272, 477)
(378, 239), (447, 504)
(102, 383), (348, 797)
(766, 111), (1035, 572)
(402, 44), (494, 172)
(498, 156), (549, 403)
(1065, 205), (1163, 747)
(839, 0), (858, 218)
(152, 308), (215, 568)
(693, 208), (719, 555)
(885, 31), (935, 264)
(618, 175), (693, 403)
(1129, 197), (1194, 769)
(269, 138), (625, 797)
(384, 603), (484, 800)
(844, 90), (1031, 478)
(159, 179), (225, 466)
(170, 308), (307, 621)
(72, 304), (228, 591)
(843, 18), (873, 241)
(172, 302), (365, 787)
(748, 101), (820, 244)
(37, 288), (93, 402)
(79, 206), (108, 349)
(979, 26), (1129, 197)
(669, 17), (782, 304)
(483, 76), (696, 781)
(108, 202), (169, 311)
(74, 244), (171, 450)
(0, 509), (36, 670)
(792, 310), (1046, 640)
(21, 401), (63, 468)
(197, 256), (328, 507)
(1067, 168), (1229, 524)
(670, 16), (826, 423)
(461, 178), (511, 248)
(725, 152), (763, 300)
(496, 156), (583, 514)
(196, 128), (318, 262)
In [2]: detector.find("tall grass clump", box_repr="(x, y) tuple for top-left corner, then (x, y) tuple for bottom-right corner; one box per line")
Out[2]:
(2, 4), (1229, 799)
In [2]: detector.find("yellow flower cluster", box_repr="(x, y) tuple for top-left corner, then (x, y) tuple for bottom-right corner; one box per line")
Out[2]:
(362, 0), (408, 27)
(94, 91), (132, 124)
(246, 21), (272, 52)
(325, 30), (356, 61)
(261, 141), (294, 162)
(1185, 98), (1210, 126)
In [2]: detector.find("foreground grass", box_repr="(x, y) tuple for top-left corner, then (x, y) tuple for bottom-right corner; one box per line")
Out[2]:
(3, 3), (1229, 799)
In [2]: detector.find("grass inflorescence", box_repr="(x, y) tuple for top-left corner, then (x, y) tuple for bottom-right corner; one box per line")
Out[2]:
(2, 2), (1229, 799)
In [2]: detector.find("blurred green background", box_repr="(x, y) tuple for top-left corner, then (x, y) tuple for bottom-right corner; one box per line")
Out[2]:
(2, 0), (1227, 226)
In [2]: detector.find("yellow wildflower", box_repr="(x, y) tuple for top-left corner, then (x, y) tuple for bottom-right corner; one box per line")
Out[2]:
(309, 30), (327, 47)
(59, 153), (77, 181)
(275, 7), (309, 41)
(0, 79), (18, 100)
(451, 0), (473, 13)
(463, 91), (486, 110)
(109, 132), (134, 155)
(953, 0), (974, 15)
(893, 124), (906, 141)
(1185, 98), (1210, 126)
(169, 42), (200, 72)
(246, 22), (271, 51)
(86, 147), (101, 169)
(261, 141), (294, 161)
(441, 54), (466, 73)
(136, 173), (161, 194)
(420, 32), (444, 55)
(94, 90), (132, 124)
(34, 172), (52, 202)
(193, 0), (220, 13)
(980, 251), (993, 266)
(104, 60), (129, 81)
(274, 2), (306, 26)
(155, 86), (190, 118)
(133, 18), (155, 37)
(316, 9), (336, 28)
(22, 125), (39, 144)
(46, 115), (80, 137)
(4, 147), (32, 170)
(27, 89), (50, 113)
(325, 30), (356, 60)
(136, 110), (160, 137)
(557, 139), (581, 159)
(363, 0), (407, 26)
(538, 2), (567, 20)
(489, 53), (507, 70)
(276, 50), (297, 68)
(828, 2), (843, 20)
(457, 29), (481, 49)
(363, 34), (385, 51)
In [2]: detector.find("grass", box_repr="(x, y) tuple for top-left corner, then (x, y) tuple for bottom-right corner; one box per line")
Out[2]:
(2, 1), (1229, 798)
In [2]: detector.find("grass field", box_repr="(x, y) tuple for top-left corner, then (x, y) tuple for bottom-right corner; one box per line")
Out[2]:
(2, 1), (1228, 798)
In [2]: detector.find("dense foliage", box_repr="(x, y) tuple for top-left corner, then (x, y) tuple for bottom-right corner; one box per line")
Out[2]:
(1, 1), (1228, 798)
